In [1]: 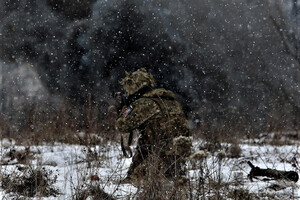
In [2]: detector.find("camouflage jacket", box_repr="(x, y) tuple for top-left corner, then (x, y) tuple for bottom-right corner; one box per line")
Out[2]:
(116, 88), (190, 143)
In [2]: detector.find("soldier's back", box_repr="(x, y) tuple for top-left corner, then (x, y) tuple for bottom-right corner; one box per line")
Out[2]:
(140, 88), (190, 139)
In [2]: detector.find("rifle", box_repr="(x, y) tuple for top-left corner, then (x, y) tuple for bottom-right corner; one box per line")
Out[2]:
(113, 91), (133, 158)
(114, 87), (152, 113)
(115, 87), (152, 158)
(113, 91), (127, 115)
(247, 161), (299, 182)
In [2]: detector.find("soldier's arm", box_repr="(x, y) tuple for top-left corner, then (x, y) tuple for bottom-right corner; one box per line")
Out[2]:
(116, 98), (160, 132)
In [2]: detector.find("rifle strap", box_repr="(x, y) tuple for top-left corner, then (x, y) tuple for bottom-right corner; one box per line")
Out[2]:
(128, 131), (133, 146)
(121, 134), (133, 158)
(149, 97), (168, 117)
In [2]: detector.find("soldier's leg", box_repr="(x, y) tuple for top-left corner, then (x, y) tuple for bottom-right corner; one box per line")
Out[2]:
(126, 137), (150, 178)
(163, 155), (186, 178)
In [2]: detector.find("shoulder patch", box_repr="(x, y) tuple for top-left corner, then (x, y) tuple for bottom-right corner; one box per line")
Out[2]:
(124, 104), (134, 117)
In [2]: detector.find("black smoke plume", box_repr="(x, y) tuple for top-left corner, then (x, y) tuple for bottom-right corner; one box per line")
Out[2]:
(0, 0), (299, 134)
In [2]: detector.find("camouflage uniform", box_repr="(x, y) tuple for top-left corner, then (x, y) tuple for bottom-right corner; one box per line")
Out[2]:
(116, 68), (190, 181)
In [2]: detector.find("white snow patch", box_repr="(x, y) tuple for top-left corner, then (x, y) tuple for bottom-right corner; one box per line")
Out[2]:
(0, 138), (299, 199)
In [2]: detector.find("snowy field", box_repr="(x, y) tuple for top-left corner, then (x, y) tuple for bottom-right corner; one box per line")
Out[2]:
(0, 133), (299, 199)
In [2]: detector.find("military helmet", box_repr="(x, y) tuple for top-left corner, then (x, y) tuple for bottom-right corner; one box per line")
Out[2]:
(121, 68), (156, 95)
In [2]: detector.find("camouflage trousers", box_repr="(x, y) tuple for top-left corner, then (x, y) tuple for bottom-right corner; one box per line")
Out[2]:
(127, 134), (186, 180)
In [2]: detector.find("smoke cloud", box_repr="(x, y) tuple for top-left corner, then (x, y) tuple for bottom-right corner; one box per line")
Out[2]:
(0, 0), (299, 132)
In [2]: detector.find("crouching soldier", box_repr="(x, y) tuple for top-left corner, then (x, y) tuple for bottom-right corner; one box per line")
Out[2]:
(116, 68), (191, 184)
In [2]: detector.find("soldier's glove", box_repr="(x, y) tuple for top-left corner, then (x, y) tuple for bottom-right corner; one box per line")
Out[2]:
(113, 91), (129, 115)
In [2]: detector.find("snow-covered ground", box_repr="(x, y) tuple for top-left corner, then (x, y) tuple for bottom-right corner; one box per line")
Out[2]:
(0, 134), (299, 199)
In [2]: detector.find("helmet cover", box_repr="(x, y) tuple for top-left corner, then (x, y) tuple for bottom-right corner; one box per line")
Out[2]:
(121, 68), (156, 95)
